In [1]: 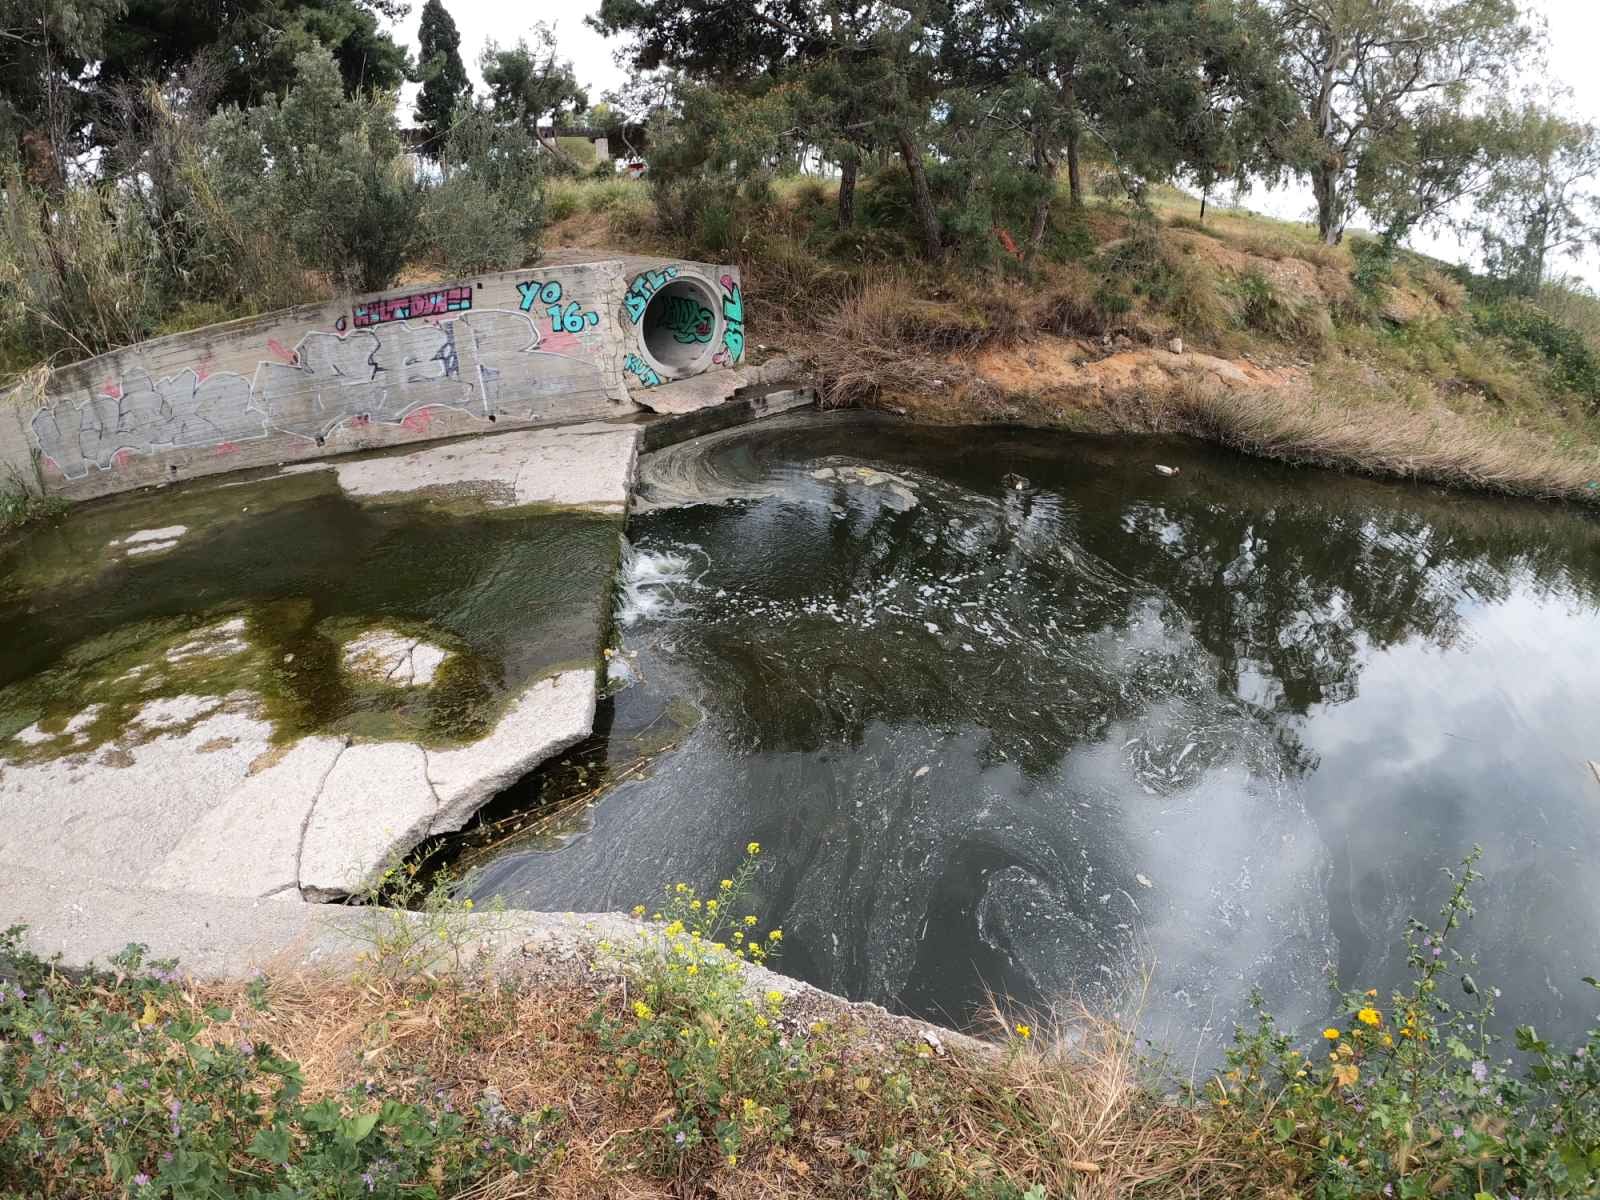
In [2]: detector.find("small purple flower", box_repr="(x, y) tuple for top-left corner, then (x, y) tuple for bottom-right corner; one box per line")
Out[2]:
(239, 1040), (254, 1056)
(30, 1032), (44, 1046)
(482, 1139), (492, 1150)
(1452, 1125), (1465, 1139)
(1383, 1186), (1393, 1197)
(1432, 947), (1442, 958)
(161, 1152), (172, 1164)
(133, 1173), (150, 1187)
(361, 1170), (375, 1192)
(675, 1131), (686, 1146)
(1471, 1060), (1488, 1082)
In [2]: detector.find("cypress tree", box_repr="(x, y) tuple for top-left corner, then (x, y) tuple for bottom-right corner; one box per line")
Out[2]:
(414, 0), (471, 158)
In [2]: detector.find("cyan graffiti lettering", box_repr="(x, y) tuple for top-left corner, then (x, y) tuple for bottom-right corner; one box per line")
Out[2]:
(663, 295), (714, 344)
(623, 353), (663, 388)
(714, 273), (745, 366)
(622, 266), (681, 324)
(517, 279), (601, 336)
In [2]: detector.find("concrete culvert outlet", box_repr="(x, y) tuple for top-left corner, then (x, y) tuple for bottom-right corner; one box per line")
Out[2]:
(639, 279), (721, 377)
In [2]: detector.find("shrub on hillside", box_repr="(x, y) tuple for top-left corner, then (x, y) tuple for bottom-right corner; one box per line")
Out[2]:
(202, 49), (420, 295)
(1475, 300), (1600, 410)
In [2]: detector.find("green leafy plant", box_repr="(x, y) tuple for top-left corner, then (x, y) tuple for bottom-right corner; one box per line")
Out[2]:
(0, 928), (530, 1198)
(592, 843), (804, 1172)
(1210, 848), (1600, 1199)
(349, 859), (507, 983)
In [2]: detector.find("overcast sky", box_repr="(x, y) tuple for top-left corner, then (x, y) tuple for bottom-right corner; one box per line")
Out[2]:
(387, 0), (1600, 283)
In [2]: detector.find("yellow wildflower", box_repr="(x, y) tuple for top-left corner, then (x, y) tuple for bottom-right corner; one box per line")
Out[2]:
(768, 929), (783, 942)
(690, 899), (702, 910)
(631, 905), (645, 918)
(1323, 1028), (1341, 1041)
(706, 899), (718, 912)
(463, 899), (473, 909)
(1381, 1034), (1394, 1047)
(1356, 1008), (1381, 1027)
(633, 1001), (654, 1021)
(766, 989), (784, 1007)
(687, 964), (699, 975)
(744, 915), (758, 927)
(664, 920), (685, 937)
(755, 1015), (769, 1029)
(720, 879), (733, 890)
(1015, 1023), (1032, 1039)
(675, 883), (687, 894)
(746, 842), (760, 855)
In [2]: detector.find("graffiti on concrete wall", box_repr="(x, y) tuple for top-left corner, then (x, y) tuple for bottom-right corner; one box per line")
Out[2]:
(32, 307), (610, 481)
(622, 266), (681, 324)
(662, 295), (714, 345)
(713, 274), (745, 367)
(623, 353), (663, 389)
(516, 278), (601, 336)
(353, 284), (473, 329)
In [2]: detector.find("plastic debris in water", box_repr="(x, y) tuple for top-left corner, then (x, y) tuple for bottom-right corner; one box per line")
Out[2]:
(1155, 464), (1180, 477)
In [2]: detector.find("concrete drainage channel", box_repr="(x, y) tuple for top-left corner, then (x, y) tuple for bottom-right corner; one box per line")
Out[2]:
(0, 258), (817, 982)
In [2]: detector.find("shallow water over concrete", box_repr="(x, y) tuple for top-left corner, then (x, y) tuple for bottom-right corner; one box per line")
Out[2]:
(465, 412), (1600, 1053)
(0, 468), (619, 750)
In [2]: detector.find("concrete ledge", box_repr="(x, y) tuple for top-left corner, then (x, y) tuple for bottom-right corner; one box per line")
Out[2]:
(1, 257), (742, 503)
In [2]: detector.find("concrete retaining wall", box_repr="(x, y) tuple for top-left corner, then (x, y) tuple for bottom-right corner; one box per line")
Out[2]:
(0, 256), (744, 501)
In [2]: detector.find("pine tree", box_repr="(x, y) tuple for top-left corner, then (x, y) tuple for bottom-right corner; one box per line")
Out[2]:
(414, 0), (470, 158)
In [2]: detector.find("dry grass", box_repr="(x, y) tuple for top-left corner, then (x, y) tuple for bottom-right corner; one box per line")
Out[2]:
(1136, 378), (1600, 503)
(167, 971), (1245, 1200)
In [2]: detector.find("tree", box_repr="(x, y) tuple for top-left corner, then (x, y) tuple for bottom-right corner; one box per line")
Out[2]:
(593, 0), (952, 259)
(1464, 105), (1600, 295)
(480, 24), (590, 169)
(0, 0), (124, 178)
(1273, 0), (1534, 245)
(204, 48), (420, 293)
(413, 0), (470, 157)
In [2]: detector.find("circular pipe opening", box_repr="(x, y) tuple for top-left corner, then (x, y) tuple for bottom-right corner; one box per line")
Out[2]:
(638, 278), (721, 378)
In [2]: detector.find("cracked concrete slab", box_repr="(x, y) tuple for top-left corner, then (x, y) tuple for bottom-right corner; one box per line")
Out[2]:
(427, 668), (596, 833)
(147, 736), (344, 899)
(314, 424), (640, 512)
(342, 630), (451, 688)
(297, 741), (437, 902)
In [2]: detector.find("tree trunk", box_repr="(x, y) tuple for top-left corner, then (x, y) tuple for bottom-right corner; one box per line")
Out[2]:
(1312, 160), (1344, 245)
(1066, 128), (1083, 208)
(894, 125), (942, 262)
(838, 156), (857, 230)
(1024, 131), (1053, 267)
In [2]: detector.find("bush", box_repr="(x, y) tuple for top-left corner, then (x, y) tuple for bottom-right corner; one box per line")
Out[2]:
(1237, 269), (1329, 348)
(1211, 850), (1600, 1200)
(1475, 300), (1600, 409)
(0, 177), (169, 361)
(202, 49), (420, 294)
(418, 174), (529, 275)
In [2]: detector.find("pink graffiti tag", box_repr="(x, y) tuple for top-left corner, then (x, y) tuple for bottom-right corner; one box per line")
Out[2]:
(100, 379), (123, 399)
(266, 339), (297, 364)
(215, 442), (240, 456)
(354, 285), (472, 329)
(401, 408), (434, 433)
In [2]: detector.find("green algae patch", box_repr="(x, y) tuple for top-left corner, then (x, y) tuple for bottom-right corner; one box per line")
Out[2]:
(0, 470), (624, 763)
